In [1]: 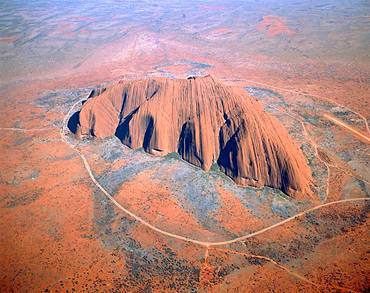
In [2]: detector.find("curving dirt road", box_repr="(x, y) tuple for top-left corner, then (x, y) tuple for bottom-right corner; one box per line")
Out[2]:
(56, 94), (370, 248)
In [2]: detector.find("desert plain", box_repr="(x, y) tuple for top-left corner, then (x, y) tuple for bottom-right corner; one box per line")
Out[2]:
(0, 0), (369, 292)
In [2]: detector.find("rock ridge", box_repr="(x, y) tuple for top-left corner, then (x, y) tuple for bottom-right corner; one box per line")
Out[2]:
(75, 75), (313, 199)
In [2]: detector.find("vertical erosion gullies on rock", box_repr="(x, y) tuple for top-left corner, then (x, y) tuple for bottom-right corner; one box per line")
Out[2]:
(75, 75), (314, 199)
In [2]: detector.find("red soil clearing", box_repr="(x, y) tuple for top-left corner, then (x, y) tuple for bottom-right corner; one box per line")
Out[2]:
(257, 15), (296, 38)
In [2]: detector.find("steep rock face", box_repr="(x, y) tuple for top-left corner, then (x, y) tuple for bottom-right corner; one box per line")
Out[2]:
(77, 76), (313, 198)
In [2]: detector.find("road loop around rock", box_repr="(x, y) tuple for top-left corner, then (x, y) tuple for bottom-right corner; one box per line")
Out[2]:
(56, 91), (370, 247)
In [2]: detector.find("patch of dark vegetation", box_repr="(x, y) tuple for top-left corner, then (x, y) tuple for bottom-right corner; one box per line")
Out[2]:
(301, 114), (320, 126)
(116, 215), (137, 235)
(65, 234), (201, 291)
(59, 153), (79, 161)
(305, 212), (320, 226)
(92, 189), (118, 249)
(203, 256), (244, 287)
(247, 257), (266, 266)
(271, 195), (297, 218)
(120, 240), (200, 292)
(193, 62), (212, 69)
(97, 155), (156, 196)
(164, 152), (180, 160)
(134, 147), (145, 153)
(47, 225), (62, 241)
(12, 121), (22, 128)
(155, 60), (212, 72)
(14, 136), (33, 146)
(242, 202), (370, 264)
(338, 150), (353, 162)
(93, 187), (139, 250)
(34, 88), (92, 111)
(35, 92), (60, 108)
(42, 152), (78, 162)
(333, 110), (351, 117)
(43, 259), (130, 293)
(101, 148), (124, 162)
(210, 162), (221, 173)
(357, 180), (369, 197)
(3, 189), (42, 208)
(175, 176), (222, 233)
(245, 86), (285, 104)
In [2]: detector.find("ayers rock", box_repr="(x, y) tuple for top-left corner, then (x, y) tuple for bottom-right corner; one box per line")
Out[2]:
(76, 75), (313, 198)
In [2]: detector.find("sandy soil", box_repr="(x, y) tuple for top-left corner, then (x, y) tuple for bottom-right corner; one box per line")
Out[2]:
(0, 0), (369, 292)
